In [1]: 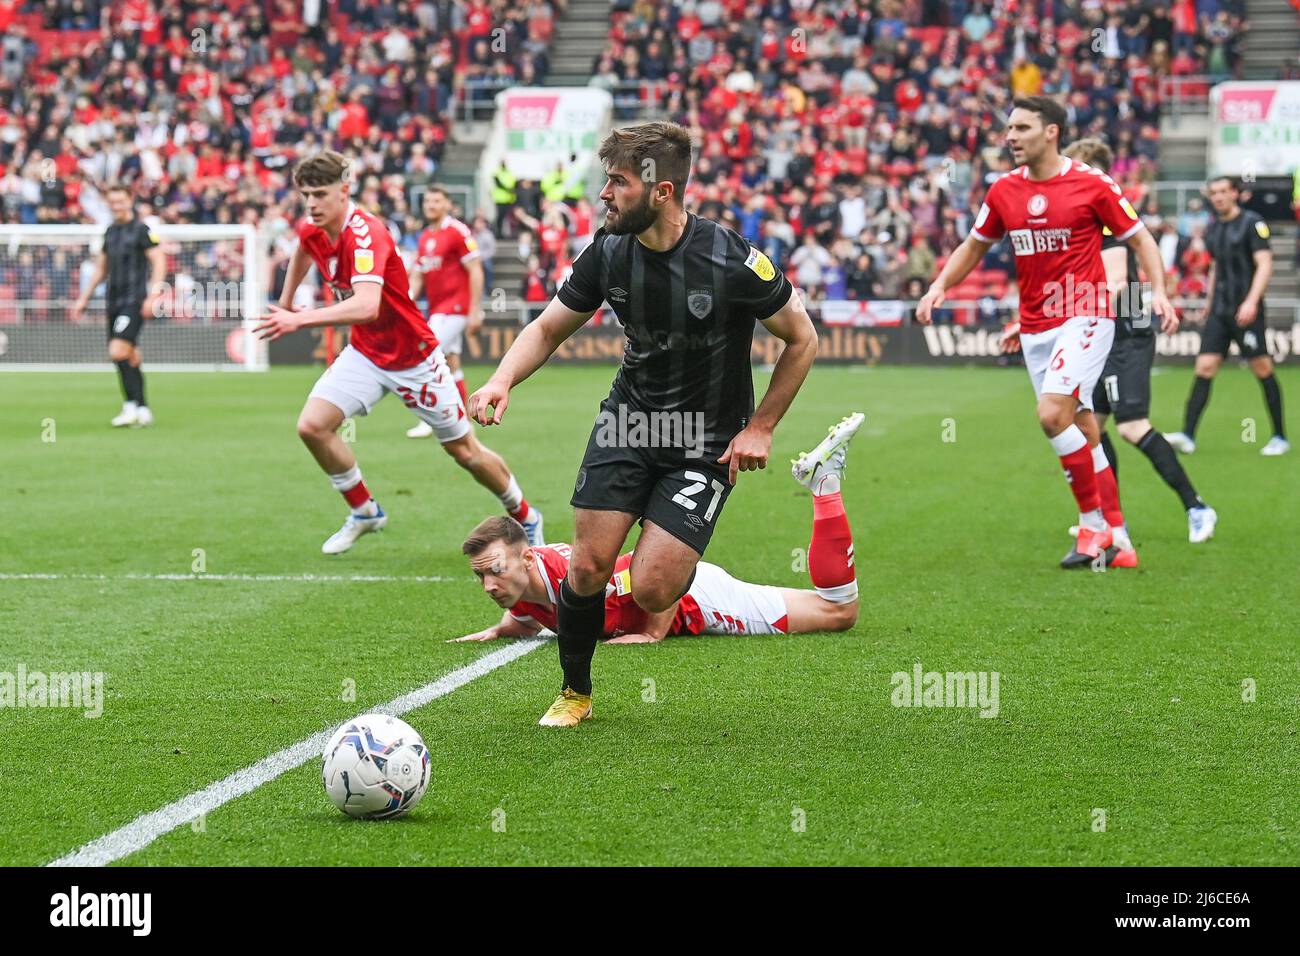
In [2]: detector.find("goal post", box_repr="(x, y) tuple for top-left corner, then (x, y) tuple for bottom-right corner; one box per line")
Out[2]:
(0, 223), (268, 371)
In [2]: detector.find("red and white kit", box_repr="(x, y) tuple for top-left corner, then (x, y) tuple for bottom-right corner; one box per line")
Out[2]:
(509, 545), (791, 638)
(298, 204), (469, 443)
(971, 157), (1144, 409)
(415, 216), (479, 356)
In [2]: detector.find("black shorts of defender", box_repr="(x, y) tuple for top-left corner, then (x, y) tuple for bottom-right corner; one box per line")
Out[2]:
(1093, 334), (1154, 423)
(1199, 310), (1269, 359)
(106, 308), (144, 345)
(570, 406), (734, 556)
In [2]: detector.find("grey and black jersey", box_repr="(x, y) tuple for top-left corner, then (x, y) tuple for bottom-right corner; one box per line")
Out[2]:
(556, 214), (793, 450)
(102, 218), (159, 314)
(1100, 227), (1150, 339)
(1204, 209), (1271, 319)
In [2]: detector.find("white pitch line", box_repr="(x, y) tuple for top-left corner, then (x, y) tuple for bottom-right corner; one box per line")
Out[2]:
(0, 572), (463, 583)
(46, 638), (548, 867)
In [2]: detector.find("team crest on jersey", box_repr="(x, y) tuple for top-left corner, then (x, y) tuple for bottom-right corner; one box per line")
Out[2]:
(744, 247), (776, 281)
(687, 289), (713, 319)
(354, 249), (374, 274)
(1027, 194), (1048, 216)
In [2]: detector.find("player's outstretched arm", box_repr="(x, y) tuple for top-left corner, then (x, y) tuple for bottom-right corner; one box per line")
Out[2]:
(1127, 228), (1178, 333)
(446, 611), (542, 643)
(604, 604), (677, 644)
(915, 235), (991, 325)
(253, 282), (382, 341)
(468, 297), (594, 425)
(719, 288), (818, 484)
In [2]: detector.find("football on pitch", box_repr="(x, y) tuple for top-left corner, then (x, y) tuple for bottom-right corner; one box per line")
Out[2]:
(322, 714), (431, 820)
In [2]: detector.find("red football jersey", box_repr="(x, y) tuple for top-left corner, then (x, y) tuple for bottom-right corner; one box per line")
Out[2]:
(296, 204), (440, 370)
(415, 216), (479, 316)
(508, 545), (705, 637)
(969, 157), (1145, 333)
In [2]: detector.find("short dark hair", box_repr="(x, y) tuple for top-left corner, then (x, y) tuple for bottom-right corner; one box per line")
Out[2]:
(1207, 175), (1240, 192)
(1062, 137), (1112, 173)
(1012, 96), (1068, 142)
(597, 121), (693, 203)
(293, 150), (350, 188)
(104, 183), (131, 197)
(426, 184), (450, 199)
(461, 516), (527, 556)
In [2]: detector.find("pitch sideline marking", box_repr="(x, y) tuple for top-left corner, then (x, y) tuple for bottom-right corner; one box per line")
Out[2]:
(0, 572), (463, 583)
(46, 638), (548, 867)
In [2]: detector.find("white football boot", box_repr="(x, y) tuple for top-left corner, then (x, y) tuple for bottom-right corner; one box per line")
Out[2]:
(133, 405), (154, 428)
(111, 402), (138, 427)
(1164, 431), (1196, 454)
(792, 412), (865, 494)
(1260, 436), (1291, 457)
(322, 506), (388, 554)
(1187, 506), (1217, 543)
(520, 508), (545, 547)
(406, 420), (435, 439)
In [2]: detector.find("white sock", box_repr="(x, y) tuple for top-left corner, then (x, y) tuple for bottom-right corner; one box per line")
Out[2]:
(1048, 424), (1087, 457)
(328, 465), (362, 493)
(1079, 508), (1106, 532)
(453, 368), (464, 383)
(123, 401), (138, 412)
(497, 474), (524, 513)
(1091, 444), (1109, 472)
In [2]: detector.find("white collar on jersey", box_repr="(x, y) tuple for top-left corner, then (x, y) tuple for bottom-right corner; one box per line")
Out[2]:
(1020, 156), (1074, 178)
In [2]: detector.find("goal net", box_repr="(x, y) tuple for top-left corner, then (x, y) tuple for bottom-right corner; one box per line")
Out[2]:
(0, 224), (267, 371)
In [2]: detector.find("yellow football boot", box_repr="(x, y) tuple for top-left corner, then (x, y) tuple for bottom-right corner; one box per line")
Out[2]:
(538, 688), (593, 727)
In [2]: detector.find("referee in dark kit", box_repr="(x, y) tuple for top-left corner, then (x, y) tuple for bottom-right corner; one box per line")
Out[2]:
(1165, 176), (1288, 457)
(71, 184), (166, 428)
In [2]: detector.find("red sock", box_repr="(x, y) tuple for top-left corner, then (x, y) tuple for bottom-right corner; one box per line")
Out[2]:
(810, 492), (856, 591)
(509, 500), (531, 523)
(342, 481), (372, 509)
(1095, 465), (1124, 527)
(1060, 446), (1101, 513)
(455, 378), (469, 408)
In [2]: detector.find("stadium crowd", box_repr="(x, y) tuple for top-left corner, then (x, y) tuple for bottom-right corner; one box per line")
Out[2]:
(0, 0), (1256, 325)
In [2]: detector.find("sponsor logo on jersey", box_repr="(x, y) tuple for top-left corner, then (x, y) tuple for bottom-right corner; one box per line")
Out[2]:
(744, 247), (776, 281)
(1028, 193), (1048, 216)
(354, 249), (374, 274)
(1008, 227), (1073, 256)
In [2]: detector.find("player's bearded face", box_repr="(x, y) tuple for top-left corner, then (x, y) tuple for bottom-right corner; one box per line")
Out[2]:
(604, 180), (659, 236)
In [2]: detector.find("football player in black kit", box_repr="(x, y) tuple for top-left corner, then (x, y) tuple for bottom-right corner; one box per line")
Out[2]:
(469, 122), (819, 726)
(70, 184), (166, 428)
(1166, 176), (1288, 457)
(1062, 139), (1218, 548)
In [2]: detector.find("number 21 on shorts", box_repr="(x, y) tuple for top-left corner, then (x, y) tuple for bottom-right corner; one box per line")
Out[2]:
(672, 471), (727, 523)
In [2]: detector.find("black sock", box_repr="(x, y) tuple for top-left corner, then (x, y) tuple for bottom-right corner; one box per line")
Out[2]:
(1099, 430), (1120, 480)
(1259, 374), (1285, 440)
(1137, 429), (1204, 511)
(127, 364), (146, 406)
(556, 577), (605, 696)
(114, 359), (133, 402)
(1184, 375), (1212, 438)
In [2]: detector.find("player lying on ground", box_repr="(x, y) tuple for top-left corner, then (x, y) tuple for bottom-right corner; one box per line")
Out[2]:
(916, 96), (1177, 569)
(468, 122), (818, 726)
(253, 152), (544, 554)
(453, 414), (862, 653)
(1165, 175), (1288, 458)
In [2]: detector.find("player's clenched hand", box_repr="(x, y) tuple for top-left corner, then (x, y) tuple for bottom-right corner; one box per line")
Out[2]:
(915, 285), (945, 326)
(253, 304), (302, 341)
(718, 423), (771, 485)
(1153, 291), (1180, 334)
(604, 633), (663, 644)
(999, 320), (1021, 354)
(446, 627), (502, 643)
(1234, 299), (1258, 328)
(468, 378), (509, 425)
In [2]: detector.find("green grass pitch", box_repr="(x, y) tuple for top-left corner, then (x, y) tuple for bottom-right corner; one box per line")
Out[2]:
(2, 361), (1297, 866)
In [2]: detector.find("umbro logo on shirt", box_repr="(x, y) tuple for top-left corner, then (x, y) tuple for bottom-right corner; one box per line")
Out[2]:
(608, 287), (628, 302)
